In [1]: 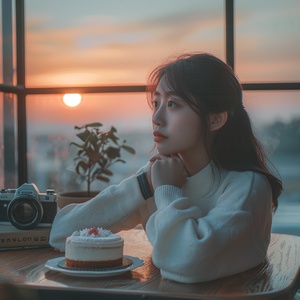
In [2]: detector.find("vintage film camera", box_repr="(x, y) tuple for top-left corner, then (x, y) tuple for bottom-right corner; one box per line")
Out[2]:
(0, 183), (57, 230)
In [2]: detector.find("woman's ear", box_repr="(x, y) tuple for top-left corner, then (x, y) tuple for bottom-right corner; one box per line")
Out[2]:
(209, 111), (228, 131)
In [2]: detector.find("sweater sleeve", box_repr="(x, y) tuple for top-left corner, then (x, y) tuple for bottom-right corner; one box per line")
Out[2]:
(49, 173), (147, 252)
(145, 172), (273, 283)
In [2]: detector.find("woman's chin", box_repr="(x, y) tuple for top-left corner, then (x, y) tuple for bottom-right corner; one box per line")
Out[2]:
(156, 147), (176, 156)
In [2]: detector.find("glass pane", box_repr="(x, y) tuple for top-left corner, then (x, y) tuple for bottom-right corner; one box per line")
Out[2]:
(0, 93), (3, 188)
(25, 0), (224, 87)
(26, 93), (153, 193)
(235, 0), (300, 82)
(1, 0), (16, 85)
(244, 90), (300, 204)
(0, 92), (17, 188)
(244, 90), (300, 126)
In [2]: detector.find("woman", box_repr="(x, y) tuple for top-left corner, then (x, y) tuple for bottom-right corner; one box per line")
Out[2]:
(50, 53), (282, 283)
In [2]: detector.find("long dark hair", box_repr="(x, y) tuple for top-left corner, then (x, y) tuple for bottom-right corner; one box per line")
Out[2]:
(147, 52), (282, 210)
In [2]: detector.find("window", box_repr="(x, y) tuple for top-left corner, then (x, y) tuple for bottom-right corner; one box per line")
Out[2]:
(244, 90), (300, 203)
(236, 0), (300, 82)
(26, 93), (153, 192)
(25, 0), (224, 86)
(1, 0), (299, 207)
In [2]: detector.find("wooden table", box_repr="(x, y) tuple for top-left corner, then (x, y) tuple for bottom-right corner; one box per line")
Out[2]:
(1, 229), (300, 300)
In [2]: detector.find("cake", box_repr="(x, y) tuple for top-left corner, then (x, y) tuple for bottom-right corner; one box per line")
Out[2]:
(65, 227), (124, 269)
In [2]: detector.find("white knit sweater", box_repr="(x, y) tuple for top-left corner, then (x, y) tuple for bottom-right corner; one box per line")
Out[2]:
(49, 162), (272, 283)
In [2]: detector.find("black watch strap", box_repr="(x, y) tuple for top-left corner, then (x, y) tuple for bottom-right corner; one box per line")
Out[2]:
(137, 172), (153, 200)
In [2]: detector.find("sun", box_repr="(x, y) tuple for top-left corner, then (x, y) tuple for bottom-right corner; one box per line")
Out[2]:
(63, 93), (82, 107)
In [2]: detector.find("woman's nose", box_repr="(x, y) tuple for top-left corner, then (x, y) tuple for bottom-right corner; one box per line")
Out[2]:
(152, 118), (160, 127)
(152, 109), (163, 127)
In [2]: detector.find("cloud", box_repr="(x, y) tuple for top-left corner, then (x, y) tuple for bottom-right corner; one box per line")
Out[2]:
(4, 1), (298, 129)
(25, 1), (299, 87)
(25, 6), (224, 86)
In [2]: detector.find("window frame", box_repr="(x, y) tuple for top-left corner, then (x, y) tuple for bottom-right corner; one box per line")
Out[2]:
(1, 0), (300, 186)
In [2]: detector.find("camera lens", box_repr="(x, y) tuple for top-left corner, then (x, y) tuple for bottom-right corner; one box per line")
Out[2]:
(14, 202), (35, 222)
(7, 196), (43, 230)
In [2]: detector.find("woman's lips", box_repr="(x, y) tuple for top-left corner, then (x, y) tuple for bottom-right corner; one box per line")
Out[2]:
(153, 131), (167, 143)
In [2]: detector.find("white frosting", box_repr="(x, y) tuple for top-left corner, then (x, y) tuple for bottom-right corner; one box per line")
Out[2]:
(70, 227), (123, 246)
(65, 227), (124, 262)
(74, 227), (112, 237)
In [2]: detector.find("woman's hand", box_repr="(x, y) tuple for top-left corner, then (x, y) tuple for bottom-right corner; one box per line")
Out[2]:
(149, 153), (187, 190)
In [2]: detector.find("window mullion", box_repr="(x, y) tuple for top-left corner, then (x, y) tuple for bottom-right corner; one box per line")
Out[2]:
(225, 0), (234, 70)
(16, 0), (27, 185)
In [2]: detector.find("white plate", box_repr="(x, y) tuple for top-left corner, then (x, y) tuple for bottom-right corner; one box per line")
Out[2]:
(45, 255), (144, 277)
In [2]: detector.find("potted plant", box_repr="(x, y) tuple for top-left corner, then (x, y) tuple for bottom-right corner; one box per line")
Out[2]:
(58, 122), (135, 208)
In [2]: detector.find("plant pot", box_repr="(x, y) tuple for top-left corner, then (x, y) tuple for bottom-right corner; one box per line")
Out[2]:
(57, 191), (99, 209)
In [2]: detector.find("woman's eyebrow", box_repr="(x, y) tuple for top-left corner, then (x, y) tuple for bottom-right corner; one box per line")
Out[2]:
(154, 90), (179, 97)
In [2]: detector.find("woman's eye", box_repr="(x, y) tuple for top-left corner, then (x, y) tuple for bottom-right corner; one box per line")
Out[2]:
(152, 100), (158, 109)
(168, 100), (177, 108)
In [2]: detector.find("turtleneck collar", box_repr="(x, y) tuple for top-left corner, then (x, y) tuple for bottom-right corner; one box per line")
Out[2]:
(183, 162), (221, 198)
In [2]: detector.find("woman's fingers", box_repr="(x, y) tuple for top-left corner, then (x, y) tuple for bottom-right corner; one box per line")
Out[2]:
(149, 152), (170, 162)
(151, 155), (186, 188)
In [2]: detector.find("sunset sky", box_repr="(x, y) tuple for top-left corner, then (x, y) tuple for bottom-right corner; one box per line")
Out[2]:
(23, 0), (300, 84)
(1, 0), (300, 129)
(0, 0), (299, 192)
(24, 0), (224, 86)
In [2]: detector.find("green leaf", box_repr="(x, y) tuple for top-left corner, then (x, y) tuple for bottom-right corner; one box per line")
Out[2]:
(114, 158), (126, 164)
(75, 125), (85, 130)
(86, 148), (103, 163)
(86, 122), (102, 128)
(77, 149), (84, 156)
(73, 156), (88, 164)
(96, 175), (110, 182)
(77, 129), (91, 142)
(102, 169), (113, 176)
(87, 132), (99, 149)
(106, 147), (121, 159)
(107, 128), (120, 145)
(97, 157), (108, 168)
(122, 145), (136, 154)
(75, 161), (89, 175)
(70, 142), (84, 149)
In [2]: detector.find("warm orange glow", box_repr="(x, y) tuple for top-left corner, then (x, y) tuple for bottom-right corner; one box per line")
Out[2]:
(63, 93), (82, 107)
(27, 93), (153, 132)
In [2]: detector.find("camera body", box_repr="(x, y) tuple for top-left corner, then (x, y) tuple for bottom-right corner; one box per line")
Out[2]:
(0, 183), (57, 230)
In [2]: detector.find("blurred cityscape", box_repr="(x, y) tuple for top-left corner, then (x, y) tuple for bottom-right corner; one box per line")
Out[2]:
(21, 118), (300, 205)
(0, 116), (299, 206)
(27, 128), (154, 194)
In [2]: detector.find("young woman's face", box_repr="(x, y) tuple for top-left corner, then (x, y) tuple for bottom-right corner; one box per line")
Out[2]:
(151, 76), (205, 158)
